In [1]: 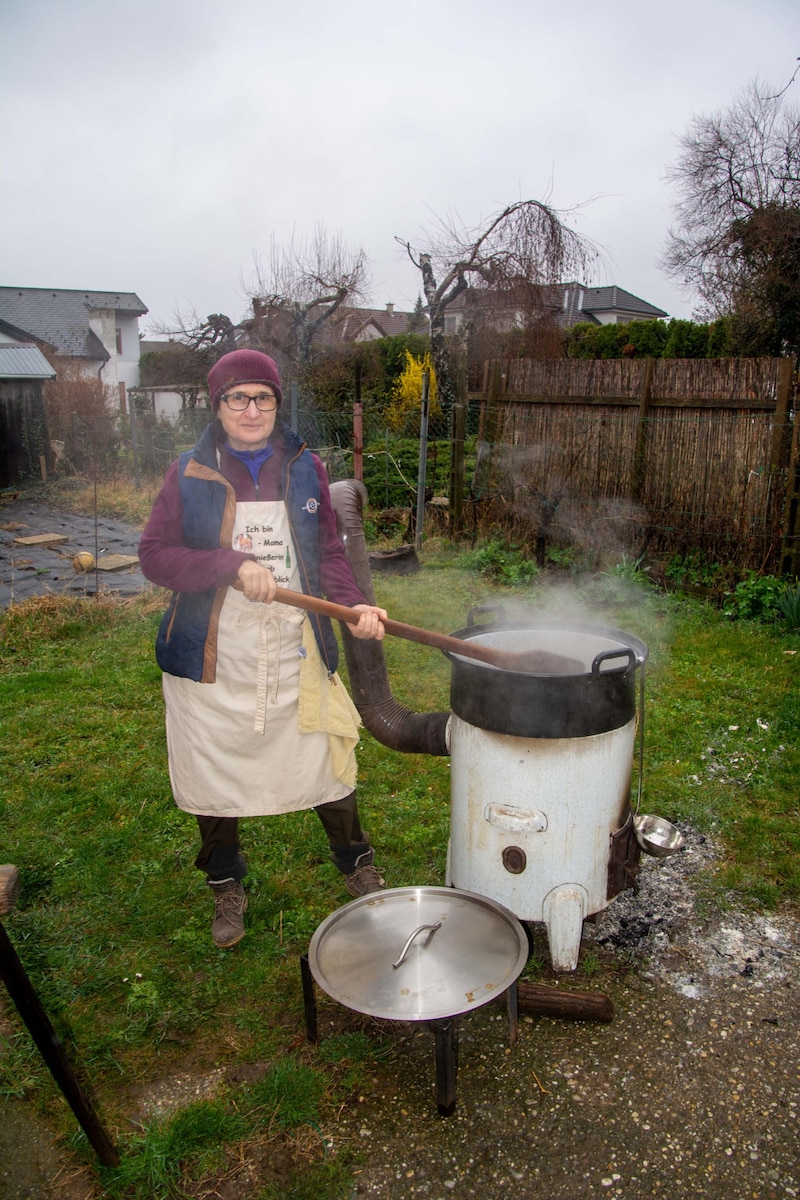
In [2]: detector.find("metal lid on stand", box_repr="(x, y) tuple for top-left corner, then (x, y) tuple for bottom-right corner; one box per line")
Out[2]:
(308, 887), (529, 1022)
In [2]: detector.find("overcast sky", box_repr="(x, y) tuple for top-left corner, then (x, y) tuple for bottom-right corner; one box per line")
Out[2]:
(1, 0), (797, 334)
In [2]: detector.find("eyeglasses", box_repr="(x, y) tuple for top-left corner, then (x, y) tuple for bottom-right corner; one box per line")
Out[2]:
(222, 391), (278, 412)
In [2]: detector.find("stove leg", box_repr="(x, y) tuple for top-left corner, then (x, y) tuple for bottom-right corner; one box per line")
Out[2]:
(507, 979), (519, 1047)
(543, 883), (589, 972)
(300, 953), (317, 1043)
(431, 1018), (459, 1117)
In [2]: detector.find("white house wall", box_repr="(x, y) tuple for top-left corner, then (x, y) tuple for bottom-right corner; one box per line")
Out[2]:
(116, 313), (142, 388)
(153, 389), (184, 420)
(89, 308), (141, 394)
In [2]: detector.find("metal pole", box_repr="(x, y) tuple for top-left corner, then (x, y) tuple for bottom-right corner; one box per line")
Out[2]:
(415, 369), (430, 554)
(0, 922), (119, 1166)
(93, 475), (100, 598)
(353, 360), (363, 482)
(432, 1018), (458, 1117)
(385, 429), (389, 508)
(300, 954), (317, 1043)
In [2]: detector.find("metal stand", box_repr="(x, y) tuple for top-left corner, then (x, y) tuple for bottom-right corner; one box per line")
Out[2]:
(300, 953), (519, 1117)
(0, 920), (119, 1167)
(300, 952), (317, 1043)
(430, 1018), (458, 1116)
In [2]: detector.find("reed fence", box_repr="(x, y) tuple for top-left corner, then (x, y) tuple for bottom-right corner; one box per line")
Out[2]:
(466, 357), (797, 574)
(83, 356), (799, 577)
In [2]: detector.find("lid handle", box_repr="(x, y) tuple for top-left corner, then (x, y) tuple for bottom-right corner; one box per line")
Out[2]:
(392, 921), (443, 969)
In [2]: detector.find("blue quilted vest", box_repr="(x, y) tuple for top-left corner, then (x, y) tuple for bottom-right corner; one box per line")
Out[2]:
(155, 422), (339, 681)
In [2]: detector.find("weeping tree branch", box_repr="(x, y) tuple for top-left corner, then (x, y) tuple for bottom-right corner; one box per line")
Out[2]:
(397, 199), (599, 412)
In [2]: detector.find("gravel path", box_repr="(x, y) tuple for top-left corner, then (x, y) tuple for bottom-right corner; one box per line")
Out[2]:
(331, 828), (799, 1200)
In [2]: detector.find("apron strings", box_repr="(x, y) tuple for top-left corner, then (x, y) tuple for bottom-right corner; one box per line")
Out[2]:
(234, 601), (305, 734)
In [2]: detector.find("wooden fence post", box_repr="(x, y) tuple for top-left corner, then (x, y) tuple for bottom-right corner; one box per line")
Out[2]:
(772, 358), (797, 577)
(141, 413), (155, 475)
(352, 360), (363, 482)
(770, 357), (794, 473)
(631, 358), (655, 504)
(780, 394), (800, 578)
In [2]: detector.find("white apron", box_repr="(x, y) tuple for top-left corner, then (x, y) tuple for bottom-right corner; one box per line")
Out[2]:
(163, 500), (360, 817)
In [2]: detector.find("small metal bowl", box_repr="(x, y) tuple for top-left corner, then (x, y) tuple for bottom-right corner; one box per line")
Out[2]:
(634, 814), (685, 858)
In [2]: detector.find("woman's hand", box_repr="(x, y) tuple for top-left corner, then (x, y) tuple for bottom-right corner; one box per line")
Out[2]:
(348, 604), (388, 640)
(236, 560), (278, 603)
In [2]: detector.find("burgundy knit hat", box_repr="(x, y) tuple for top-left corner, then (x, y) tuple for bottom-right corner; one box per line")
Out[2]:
(207, 350), (283, 412)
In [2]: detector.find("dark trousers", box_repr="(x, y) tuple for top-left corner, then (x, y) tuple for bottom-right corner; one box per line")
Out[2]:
(194, 790), (371, 881)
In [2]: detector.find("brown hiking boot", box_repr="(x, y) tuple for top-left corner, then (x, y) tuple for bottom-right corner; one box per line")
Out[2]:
(208, 878), (248, 948)
(345, 861), (386, 898)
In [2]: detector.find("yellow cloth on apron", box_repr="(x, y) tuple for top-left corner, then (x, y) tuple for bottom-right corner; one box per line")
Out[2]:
(297, 620), (362, 789)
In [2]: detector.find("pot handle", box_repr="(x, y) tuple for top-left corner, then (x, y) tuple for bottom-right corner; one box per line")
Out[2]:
(466, 602), (506, 627)
(392, 921), (443, 969)
(591, 647), (635, 676)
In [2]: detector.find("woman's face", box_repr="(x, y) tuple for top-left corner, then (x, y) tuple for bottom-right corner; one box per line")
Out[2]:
(217, 382), (278, 451)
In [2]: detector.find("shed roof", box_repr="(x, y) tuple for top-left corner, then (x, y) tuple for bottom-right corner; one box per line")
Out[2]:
(0, 344), (57, 379)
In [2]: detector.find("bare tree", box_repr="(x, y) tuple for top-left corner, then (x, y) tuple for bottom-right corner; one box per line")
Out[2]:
(148, 307), (241, 352)
(397, 200), (598, 411)
(142, 309), (241, 410)
(246, 225), (372, 372)
(662, 77), (800, 354)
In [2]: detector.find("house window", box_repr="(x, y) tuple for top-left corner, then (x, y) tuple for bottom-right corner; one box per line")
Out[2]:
(115, 327), (123, 355)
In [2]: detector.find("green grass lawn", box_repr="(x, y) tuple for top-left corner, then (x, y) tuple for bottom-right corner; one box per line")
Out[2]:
(1, 564), (798, 1197)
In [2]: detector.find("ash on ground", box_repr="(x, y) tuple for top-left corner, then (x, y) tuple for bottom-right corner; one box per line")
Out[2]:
(587, 823), (798, 995)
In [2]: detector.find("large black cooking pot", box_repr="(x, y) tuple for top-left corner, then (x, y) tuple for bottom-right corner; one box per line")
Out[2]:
(446, 616), (648, 739)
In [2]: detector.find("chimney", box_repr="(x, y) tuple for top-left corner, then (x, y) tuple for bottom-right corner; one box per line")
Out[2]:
(385, 302), (394, 315)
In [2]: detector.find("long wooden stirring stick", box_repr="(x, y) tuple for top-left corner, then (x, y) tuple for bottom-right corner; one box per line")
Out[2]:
(271, 585), (582, 675)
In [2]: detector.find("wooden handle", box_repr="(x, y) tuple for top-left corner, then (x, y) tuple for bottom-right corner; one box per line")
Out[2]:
(271, 586), (515, 668)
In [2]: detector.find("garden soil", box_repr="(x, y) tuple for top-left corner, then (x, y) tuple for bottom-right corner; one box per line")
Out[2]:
(0, 501), (797, 1199)
(0, 499), (148, 607)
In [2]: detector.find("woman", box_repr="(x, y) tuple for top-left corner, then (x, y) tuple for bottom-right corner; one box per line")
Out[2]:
(139, 349), (388, 948)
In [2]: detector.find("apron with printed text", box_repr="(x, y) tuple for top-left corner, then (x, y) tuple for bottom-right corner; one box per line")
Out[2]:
(163, 500), (354, 816)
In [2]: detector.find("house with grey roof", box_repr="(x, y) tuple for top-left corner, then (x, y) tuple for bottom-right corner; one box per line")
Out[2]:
(329, 302), (428, 342)
(559, 283), (668, 326)
(443, 282), (668, 334)
(0, 287), (148, 412)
